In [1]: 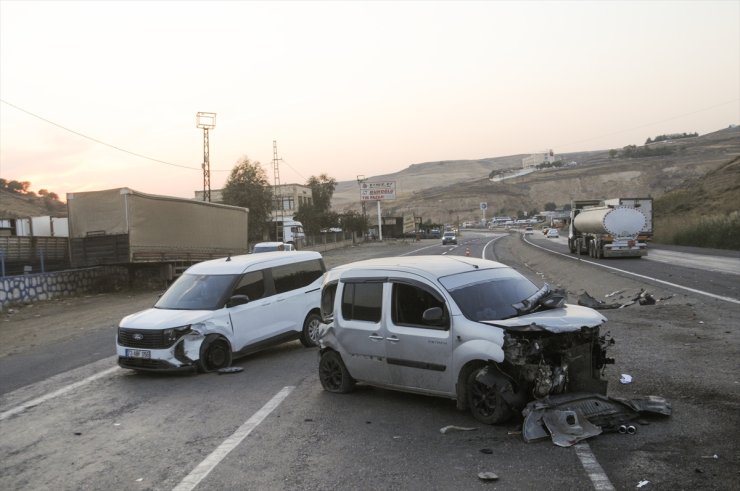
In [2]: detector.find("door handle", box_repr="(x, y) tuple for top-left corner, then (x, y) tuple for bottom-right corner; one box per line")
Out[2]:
(368, 334), (384, 341)
(386, 336), (400, 343)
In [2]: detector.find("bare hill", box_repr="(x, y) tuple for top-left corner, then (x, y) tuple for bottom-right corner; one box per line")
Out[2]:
(333, 126), (740, 224)
(0, 189), (67, 219)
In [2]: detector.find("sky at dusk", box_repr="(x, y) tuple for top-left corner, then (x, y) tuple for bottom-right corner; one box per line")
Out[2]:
(1, 0), (738, 201)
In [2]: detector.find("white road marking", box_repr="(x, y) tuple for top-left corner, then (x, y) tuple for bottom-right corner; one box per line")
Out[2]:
(172, 386), (295, 491)
(523, 236), (740, 305)
(0, 365), (119, 421)
(575, 443), (616, 491)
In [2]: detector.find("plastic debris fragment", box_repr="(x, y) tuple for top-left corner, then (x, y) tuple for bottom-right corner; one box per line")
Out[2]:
(439, 425), (478, 434)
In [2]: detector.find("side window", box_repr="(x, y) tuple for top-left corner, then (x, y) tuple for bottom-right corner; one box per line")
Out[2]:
(391, 282), (448, 329)
(232, 270), (266, 300)
(341, 282), (382, 323)
(272, 259), (326, 293)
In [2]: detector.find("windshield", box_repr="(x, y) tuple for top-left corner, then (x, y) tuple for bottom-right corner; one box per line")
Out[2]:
(439, 267), (539, 321)
(155, 273), (239, 310)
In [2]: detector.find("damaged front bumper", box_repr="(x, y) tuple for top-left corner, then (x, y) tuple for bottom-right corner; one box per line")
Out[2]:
(116, 332), (206, 372)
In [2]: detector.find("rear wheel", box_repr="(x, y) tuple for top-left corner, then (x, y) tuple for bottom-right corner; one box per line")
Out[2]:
(198, 337), (232, 373)
(466, 368), (513, 424)
(319, 350), (355, 393)
(300, 312), (322, 347)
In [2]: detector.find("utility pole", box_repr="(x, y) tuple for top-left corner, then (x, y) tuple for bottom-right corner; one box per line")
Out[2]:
(273, 140), (283, 241)
(357, 175), (367, 239)
(196, 112), (216, 202)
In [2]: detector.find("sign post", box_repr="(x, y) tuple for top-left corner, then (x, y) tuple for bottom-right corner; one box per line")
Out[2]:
(360, 181), (397, 241)
(480, 202), (488, 225)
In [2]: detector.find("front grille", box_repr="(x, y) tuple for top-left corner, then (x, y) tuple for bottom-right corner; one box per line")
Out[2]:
(118, 328), (170, 349)
(118, 357), (176, 370)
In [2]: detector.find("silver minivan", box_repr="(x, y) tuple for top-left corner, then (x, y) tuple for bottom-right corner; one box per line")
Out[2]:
(318, 256), (612, 423)
(117, 251), (325, 372)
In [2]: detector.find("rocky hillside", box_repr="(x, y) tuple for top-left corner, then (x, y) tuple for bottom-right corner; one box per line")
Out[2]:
(332, 126), (740, 224)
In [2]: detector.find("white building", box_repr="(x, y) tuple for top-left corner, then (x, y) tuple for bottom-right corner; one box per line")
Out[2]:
(522, 149), (556, 168)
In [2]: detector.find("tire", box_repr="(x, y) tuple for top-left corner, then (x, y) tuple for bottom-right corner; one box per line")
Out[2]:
(466, 367), (513, 424)
(300, 312), (322, 347)
(319, 350), (355, 393)
(198, 337), (232, 373)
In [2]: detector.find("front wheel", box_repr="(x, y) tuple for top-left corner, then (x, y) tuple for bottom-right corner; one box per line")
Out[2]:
(319, 350), (355, 393)
(466, 368), (513, 424)
(300, 312), (322, 347)
(198, 337), (232, 373)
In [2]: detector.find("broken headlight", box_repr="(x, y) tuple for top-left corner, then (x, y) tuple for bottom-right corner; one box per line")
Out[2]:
(163, 325), (193, 344)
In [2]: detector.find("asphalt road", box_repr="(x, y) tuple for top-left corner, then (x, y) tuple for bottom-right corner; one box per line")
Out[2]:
(2, 235), (738, 490)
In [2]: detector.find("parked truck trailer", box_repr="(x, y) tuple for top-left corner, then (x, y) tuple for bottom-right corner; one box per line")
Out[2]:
(67, 188), (249, 272)
(568, 198), (650, 258)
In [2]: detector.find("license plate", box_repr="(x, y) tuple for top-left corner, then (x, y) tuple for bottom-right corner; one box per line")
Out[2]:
(126, 349), (151, 359)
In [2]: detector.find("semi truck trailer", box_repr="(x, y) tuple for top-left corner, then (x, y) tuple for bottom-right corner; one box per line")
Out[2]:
(568, 199), (650, 258)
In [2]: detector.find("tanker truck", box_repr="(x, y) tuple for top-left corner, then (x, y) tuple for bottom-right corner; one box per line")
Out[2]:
(568, 199), (649, 258)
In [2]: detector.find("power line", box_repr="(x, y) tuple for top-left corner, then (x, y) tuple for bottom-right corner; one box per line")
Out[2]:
(0, 98), (233, 172)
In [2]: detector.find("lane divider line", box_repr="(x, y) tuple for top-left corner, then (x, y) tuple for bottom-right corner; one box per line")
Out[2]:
(0, 366), (120, 421)
(575, 443), (616, 491)
(172, 386), (295, 491)
(523, 236), (740, 305)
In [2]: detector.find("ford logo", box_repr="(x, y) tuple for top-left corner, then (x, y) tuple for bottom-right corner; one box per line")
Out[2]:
(132, 333), (144, 341)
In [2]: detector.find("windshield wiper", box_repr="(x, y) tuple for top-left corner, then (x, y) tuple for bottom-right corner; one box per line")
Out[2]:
(512, 284), (551, 315)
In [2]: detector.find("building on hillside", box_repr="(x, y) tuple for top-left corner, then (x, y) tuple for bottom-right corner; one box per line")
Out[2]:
(522, 149), (556, 169)
(194, 183), (312, 220)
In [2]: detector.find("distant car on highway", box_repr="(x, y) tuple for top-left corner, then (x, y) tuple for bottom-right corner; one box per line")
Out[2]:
(442, 231), (457, 245)
(524, 227), (534, 235)
(546, 228), (560, 239)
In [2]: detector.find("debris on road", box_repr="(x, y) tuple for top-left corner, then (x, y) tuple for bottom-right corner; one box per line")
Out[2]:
(578, 292), (622, 309)
(439, 425), (478, 434)
(579, 289), (663, 310)
(620, 373), (633, 384)
(477, 471), (499, 481)
(217, 366), (244, 374)
(636, 480), (650, 488)
(522, 393), (671, 446)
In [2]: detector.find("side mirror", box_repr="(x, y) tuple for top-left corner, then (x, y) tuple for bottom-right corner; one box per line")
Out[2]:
(422, 307), (445, 326)
(227, 294), (249, 308)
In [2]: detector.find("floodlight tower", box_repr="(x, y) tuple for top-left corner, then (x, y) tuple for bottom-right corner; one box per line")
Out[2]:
(196, 112), (216, 202)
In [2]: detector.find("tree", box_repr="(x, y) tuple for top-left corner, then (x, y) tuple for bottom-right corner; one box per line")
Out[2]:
(544, 202), (557, 211)
(221, 157), (273, 243)
(307, 174), (337, 213)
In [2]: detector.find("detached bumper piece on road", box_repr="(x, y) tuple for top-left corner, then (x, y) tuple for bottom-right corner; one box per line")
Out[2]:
(522, 393), (672, 447)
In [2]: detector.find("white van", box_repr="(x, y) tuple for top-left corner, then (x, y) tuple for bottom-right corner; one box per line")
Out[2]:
(269, 219), (306, 244)
(117, 251), (325, 372)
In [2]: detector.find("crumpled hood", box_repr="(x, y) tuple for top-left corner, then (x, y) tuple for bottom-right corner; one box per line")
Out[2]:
(481, 304), (606, 333)
(120, 308), (213, 330)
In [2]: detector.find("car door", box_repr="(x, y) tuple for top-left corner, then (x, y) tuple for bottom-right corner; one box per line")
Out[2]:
(334, 279), (390, 384)
(228, 269), (281, 351)
(384, 280), (453, 395)
(271, 259), (324, 334)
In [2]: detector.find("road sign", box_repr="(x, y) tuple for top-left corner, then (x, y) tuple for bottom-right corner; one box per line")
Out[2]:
(360, 181), (396, 201)
(480, 202), (488, 210)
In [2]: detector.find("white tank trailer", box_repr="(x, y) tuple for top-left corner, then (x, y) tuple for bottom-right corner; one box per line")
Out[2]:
(569, 203), (649, 258)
